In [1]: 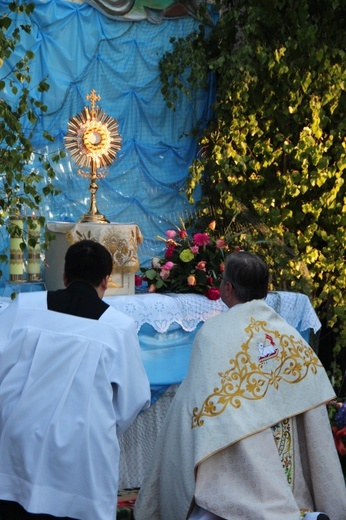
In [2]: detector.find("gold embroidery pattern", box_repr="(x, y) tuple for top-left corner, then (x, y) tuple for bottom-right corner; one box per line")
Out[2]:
(66, 225), (141, 274)
(192, 318), (322, 428)
(271, 418), (293, 486)
(102, 228), (140, 273)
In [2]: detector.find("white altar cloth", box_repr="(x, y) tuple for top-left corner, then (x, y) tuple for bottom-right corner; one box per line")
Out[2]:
(104, 291), (321, 335)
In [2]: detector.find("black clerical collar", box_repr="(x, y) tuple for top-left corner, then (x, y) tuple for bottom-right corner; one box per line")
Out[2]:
(65, 280), (99, 295)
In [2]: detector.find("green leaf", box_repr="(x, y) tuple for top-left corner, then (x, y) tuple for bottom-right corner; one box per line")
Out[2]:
(0, 16), (12, 31)
(145, 269), (159, 280)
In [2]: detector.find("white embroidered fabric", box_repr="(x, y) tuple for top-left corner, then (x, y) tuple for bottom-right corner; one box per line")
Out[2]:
(119, 386), (178, 488)
(105, 291), (321, 334)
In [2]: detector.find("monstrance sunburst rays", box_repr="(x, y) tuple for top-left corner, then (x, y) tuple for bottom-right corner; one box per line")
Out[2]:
(64, 90), (122, 223)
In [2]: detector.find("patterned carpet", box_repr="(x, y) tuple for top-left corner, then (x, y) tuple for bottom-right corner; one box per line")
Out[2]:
(117, 488), (139, 519)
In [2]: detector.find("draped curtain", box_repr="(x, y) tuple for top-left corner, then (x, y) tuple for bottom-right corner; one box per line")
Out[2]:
(0, 0), (214, 283)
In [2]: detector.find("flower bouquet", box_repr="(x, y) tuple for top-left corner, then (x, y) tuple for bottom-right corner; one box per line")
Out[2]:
(139, 221), (237, 300)
(328, 399), (346, 479)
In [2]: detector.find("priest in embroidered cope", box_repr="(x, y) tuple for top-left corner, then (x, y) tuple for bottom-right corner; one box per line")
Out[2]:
(134, 251), (346, 520)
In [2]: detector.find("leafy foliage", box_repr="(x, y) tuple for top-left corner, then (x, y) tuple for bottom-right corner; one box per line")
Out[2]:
(159, 0), (346, 391)
(0, 2), (64, 281)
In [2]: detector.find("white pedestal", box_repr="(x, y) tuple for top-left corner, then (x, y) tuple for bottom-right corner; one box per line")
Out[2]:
(44, 222), (142, 295)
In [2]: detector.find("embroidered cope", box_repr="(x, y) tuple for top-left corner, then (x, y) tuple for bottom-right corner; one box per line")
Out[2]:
(134, 300), (346, 520)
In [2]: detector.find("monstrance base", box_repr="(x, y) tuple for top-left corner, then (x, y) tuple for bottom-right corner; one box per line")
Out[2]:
(79, 213), (110, 224)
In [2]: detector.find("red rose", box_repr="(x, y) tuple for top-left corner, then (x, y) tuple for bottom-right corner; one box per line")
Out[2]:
(165, 244), (176, 258)
(135, 275), (142, 287)
(205, 287), (221, 300)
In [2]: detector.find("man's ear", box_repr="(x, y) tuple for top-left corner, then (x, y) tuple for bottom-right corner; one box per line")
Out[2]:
(225, 279), (236, 303)
(101, 275), (110, 290)
(225, 280), (233, 294)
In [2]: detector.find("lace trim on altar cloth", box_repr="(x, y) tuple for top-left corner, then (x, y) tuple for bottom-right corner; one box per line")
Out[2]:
(104, 291), (321, 334)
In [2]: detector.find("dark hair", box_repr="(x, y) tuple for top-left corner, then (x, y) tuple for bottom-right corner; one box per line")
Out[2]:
(224, 251), (269, 302)
(64, 240), (113, 287)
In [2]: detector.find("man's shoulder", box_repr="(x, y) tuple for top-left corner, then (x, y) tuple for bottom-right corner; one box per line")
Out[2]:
(99, 305), (137, 331)
(200, 299), (278, 332)
(200, 298), (305, 343)
(15, 291), (47, 309)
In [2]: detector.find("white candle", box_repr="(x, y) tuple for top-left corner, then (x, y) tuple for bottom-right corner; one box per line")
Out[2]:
(9, 216), (24, 281)
(27, 216), (41, 280)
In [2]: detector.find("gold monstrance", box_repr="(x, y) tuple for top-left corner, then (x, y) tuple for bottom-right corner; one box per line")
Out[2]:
(64, 90), (122, 223)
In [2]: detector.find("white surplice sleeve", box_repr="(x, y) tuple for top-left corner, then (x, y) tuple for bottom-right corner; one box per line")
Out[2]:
(0, 297), (22, 378)
(101, 307), (151, 435)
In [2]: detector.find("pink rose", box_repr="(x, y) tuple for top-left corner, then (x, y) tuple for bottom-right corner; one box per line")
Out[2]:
(216, 238), (226, 249)
(135, 275), (142, 286)
(187, 275), (197, 286)
(148, 284), (157, 293)
(190, 245), (199, 254)
(193, 233), (210, 246)
(207, 276), (213, 284)
(161, 261), (174, 270)
(205, 287), (221, 300)
(196, 261), (207, 271)
(179, 230), (188, 238)
(160, 269), (170, 280)
(165, 229), (177, 239)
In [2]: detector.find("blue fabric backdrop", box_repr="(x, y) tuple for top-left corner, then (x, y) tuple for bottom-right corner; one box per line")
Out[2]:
(0, 0), (214, 283)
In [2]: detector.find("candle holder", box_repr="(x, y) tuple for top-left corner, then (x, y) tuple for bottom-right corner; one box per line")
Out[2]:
(64, 89), (122, 223)
(9, 215), (24, 282)
(27, 216), (42, 281)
